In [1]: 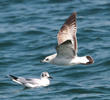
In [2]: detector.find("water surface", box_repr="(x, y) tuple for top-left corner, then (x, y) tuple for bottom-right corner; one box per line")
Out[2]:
(0, 0), (110, 100)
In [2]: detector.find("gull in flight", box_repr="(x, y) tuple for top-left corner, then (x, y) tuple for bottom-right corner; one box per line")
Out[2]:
(41, 12), (94, 66)
(9, 72), (52, 88)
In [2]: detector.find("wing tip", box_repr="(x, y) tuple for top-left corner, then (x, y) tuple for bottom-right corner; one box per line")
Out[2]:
(9, 75), (18, 80)
(64, 12), (77, 26)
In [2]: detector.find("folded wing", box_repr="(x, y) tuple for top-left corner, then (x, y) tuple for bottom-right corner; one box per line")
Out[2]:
(9, 75), (39, 87)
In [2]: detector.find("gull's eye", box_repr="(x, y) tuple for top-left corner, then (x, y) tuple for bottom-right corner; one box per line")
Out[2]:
(46, 58), (49, 61)
(42, 73), (46, 77)
(42, 74), (45, 77)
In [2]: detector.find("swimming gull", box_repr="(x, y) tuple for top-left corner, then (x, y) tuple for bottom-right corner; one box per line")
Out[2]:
(9, 72), (52, 88)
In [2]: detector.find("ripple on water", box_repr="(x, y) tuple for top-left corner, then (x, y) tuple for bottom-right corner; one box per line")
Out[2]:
(0, 0), (110, 100)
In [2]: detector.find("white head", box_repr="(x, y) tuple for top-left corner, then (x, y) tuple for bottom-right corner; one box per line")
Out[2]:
(41, 54), (57, 63)
(41, 72), (52, 79)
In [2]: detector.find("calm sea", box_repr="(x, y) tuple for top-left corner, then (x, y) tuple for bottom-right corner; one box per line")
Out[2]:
(0, 0), (110, 100)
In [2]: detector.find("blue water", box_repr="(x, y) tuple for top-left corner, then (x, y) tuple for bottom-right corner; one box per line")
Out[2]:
(0, 0), (110, 100)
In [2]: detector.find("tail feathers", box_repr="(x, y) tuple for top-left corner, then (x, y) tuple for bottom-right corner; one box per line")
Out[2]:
(86, 56), (94, 64)
(9, 75), (18, 80)
(9, 75), (24, 85)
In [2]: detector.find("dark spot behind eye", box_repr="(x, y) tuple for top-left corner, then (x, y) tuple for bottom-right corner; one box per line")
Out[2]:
(46, 58), (49, 61)
(42, 73), (47, 77)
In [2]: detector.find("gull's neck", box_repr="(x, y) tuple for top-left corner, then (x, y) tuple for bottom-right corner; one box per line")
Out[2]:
(41, 77), (49, 80)
(40, 77), (50, 86)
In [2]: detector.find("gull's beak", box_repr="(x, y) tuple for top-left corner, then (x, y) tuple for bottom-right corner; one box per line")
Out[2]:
(40, 60), (44, 63)
(49, 76), (53, 79)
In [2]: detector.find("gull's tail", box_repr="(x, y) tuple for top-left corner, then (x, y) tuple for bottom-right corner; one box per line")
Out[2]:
(85, 56), (94, 64)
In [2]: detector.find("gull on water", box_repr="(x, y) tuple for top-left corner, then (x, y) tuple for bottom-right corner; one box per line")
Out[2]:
(9, 72), (52, 88)
(41, 12), (94, 66)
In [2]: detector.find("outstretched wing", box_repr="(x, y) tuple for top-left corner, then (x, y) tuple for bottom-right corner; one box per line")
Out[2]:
(56, 40), (75, 58)
(57, 12), (77, 55)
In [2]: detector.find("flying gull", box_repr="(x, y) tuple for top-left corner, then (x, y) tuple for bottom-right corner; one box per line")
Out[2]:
(9, 72), (52, 88)
(41, 12), (94, 66)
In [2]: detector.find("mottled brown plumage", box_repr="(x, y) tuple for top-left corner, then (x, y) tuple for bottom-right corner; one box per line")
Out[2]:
(57, 12), (77, 55)
(42, 12), (94, 66)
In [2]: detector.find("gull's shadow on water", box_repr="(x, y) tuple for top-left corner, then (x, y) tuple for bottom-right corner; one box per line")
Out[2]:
(11, 87), (30, 93)
(23, 87), (32, 90)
